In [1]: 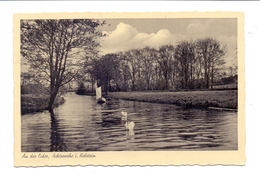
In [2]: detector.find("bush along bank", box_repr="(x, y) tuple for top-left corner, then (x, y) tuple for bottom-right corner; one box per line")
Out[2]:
(107, 90), (237, 111)
(75, 83), (95, 96)
(21, 95), (65, 115)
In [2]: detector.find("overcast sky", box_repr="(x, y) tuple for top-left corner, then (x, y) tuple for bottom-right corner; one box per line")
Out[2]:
(98, 18), (237, 67)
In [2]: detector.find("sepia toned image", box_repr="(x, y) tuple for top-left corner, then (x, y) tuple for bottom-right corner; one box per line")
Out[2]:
(14, 12), (245, 166)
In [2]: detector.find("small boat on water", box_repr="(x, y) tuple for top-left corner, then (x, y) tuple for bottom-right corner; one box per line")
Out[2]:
(96, 86), (106, 104)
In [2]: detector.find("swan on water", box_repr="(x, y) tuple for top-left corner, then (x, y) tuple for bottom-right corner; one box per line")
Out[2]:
(121, 111), (127, 117)
(121, 110), (128, 121)
(125, 121), (135, 130)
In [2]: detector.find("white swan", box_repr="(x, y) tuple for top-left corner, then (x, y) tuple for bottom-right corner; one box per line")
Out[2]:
(125, 121), (135, 130)
(121, 110), (128, 121)
(121, 111), (127, 117)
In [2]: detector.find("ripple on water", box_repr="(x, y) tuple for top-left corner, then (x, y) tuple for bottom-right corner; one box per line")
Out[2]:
(21, 93), (238, 151)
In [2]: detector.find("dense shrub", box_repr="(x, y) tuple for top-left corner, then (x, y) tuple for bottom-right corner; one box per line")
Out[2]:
(21, 95), (65, 115)
(76, 83), (87, 95)
(21, 84), (47, 95)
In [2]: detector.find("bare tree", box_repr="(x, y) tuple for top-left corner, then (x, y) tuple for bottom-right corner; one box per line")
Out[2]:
(158, 45), (175, 90)
(174, 41), (197, 89)
(118, 52), (131, 91)
(196, 38), (226, 89)
(94, 53), (121, 93)
(82, 51), (100, 92)
(140, 46), (157, 90)
(230, 46), (238, 76)
(125, 49), (141, 91)
(21, 19), (104, 111)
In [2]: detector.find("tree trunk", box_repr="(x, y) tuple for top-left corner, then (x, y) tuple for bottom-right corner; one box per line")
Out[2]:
(211, 65), (214, 89)
(164, 69), (168, 90)
(147, 79), (150, 90)
(48, 83), (59, 112)
(91, 79), (94, 92)
(204, 63), (209, 89)
(48, 94), (56, 112)
(132, 73), (135, 91)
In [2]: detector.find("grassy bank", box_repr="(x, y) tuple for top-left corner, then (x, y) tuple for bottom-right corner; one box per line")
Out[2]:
(21, 94), (65, 115)
(107, 90), (237, 110)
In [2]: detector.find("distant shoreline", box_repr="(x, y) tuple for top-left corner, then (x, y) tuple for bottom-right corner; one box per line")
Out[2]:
(21, 90), (237, 115)
(106, 90), (237, 111)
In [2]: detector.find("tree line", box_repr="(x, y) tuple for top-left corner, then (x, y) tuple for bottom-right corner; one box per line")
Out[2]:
(20, 19), (230, 112)
(85, 37), (227, 93)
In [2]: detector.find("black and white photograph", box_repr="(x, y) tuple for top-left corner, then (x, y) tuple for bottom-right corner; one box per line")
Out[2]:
(14, 12), (244, 165)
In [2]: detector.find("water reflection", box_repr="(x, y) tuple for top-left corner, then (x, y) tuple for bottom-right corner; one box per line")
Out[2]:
(50, 110), (67, 151)
(21, 92), (237, 152)
(126, 130), (135, 140)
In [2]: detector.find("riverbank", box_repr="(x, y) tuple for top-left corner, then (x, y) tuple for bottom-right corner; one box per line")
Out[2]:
(21, 94), (65, 115)
(107, 90), (237, 110)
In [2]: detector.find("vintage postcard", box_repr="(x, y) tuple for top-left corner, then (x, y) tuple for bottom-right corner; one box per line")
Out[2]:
(14, 12), (245, 166)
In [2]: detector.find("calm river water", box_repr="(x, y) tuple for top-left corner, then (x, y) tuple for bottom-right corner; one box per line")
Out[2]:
(21, 92), (237, 152)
